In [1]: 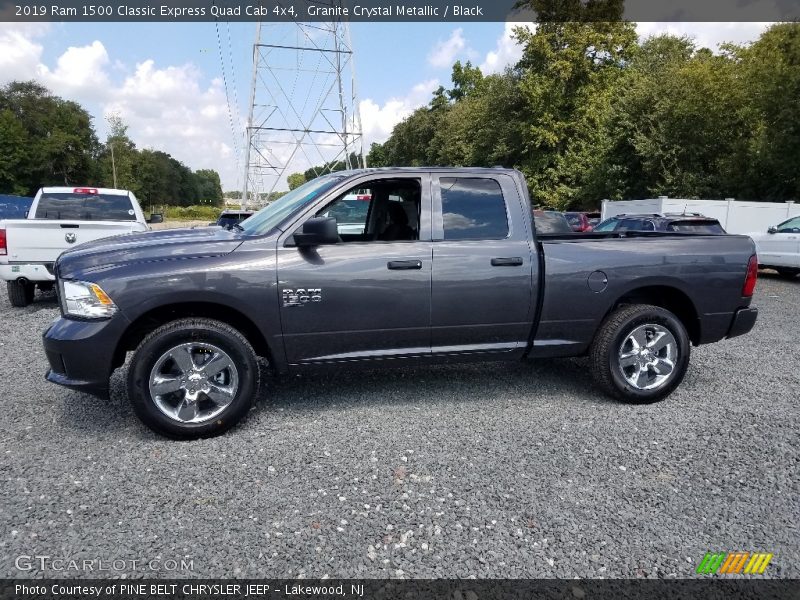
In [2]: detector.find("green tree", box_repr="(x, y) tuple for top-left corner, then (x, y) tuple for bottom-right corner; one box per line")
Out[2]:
(0, 109), (30, 195)
(194, 169), (224, 206)
(287, 172), (306, 190)
(0, 81), (98, 194)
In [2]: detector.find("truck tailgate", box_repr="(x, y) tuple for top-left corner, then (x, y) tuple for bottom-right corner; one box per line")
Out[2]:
(3, 220), (144, 263)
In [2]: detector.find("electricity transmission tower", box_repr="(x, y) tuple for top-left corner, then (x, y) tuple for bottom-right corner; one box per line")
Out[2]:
(241, 12), (366, 207)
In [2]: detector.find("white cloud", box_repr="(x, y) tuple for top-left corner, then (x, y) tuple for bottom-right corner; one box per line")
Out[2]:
(38, 41), (110, 100)
(0, 23), (47, 84)
(428, 28), (468, 68)
(480, 22), (536, 74)
(359, 78), (439, 147)
(635, 22), (773, 51)
(105, 60), (238, 187)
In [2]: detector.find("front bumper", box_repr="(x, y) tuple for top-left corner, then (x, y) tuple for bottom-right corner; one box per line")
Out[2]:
(42, 313), (131, 399)
(726, 307), (758, 339)
(0, 263), (55, 282)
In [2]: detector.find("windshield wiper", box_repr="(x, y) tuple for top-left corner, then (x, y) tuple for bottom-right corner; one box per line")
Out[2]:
(232, 223), (245, 231)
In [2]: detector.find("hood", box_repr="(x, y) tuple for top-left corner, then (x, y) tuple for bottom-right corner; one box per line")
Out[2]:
(56, 226), (244, 279)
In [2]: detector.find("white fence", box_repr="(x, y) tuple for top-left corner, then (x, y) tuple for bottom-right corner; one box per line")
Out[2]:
(600, 197), (799, 235)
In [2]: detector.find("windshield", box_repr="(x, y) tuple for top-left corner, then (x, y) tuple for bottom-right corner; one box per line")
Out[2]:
(239, 175), (346, 236)
(34, 193), (136, 221)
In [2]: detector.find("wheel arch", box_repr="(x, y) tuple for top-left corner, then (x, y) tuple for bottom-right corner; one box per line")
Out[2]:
(113, 301), (275, 371)
(607, 285), (701, 345)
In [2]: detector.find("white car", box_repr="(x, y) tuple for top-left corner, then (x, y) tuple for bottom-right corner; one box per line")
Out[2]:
(0, 186), (162, 306)
(748, 215), (800, 279)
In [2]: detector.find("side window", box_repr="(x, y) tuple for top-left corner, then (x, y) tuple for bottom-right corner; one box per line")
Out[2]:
(777, 217), (800, 233)
(440, 178), (508, 241)
(316, 179), (421, 242)
(617, 218), (652, 231)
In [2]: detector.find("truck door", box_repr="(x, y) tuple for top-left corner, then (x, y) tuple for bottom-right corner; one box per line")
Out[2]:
(277, 175), (433, 365)
(430, 173), (537, 356)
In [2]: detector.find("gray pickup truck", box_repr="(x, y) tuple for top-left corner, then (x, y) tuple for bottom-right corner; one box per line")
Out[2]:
(43, 168), (759, 438)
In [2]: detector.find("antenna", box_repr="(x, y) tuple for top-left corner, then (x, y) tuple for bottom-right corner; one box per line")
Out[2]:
(241, 8), (366, 208)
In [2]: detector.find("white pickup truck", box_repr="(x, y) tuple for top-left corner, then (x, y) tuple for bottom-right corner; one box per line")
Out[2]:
(0, 186), (162, 306)
(748, 215), (800, 280)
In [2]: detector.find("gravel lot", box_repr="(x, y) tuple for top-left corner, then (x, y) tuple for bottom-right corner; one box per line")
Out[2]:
(0, 274), (797, 579)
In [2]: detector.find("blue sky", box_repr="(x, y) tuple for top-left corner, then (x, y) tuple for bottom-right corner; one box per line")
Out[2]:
(0, 21), (771, 191)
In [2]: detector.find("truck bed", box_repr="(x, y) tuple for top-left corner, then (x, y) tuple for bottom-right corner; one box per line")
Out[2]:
(531, 233), (757, 356)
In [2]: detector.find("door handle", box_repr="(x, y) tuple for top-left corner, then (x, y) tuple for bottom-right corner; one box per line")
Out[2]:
(388, 260), (423, 270)
(491, 257), (523, 267)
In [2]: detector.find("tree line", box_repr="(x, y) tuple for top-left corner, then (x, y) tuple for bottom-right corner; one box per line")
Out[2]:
(362, 15), (799, 209)
(0, 81), (224, 207)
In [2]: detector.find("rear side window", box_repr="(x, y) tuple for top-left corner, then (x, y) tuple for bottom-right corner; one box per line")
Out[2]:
(34, 193), (136, 221)
(667, 221), (725, 234)
(440, 178), (508, 240)
(617, 218), (654, 231)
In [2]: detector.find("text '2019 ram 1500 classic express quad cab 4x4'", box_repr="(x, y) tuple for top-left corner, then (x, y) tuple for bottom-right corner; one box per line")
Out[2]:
(42, 168), (759, 439)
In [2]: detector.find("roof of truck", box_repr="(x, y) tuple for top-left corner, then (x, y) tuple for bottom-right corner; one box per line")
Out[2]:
(39, 187), (131, 195)
(327, 167), (522, 176)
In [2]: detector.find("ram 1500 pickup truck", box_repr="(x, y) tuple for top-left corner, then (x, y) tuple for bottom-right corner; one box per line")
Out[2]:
(42, 168), (759, 439)
(0, 186), (162, 307)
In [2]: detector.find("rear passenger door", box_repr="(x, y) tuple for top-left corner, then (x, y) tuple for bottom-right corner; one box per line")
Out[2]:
(430, 173), (536, 356)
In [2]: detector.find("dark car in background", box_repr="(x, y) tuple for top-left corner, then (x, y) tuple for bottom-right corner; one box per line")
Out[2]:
(593, 214), (727, 234)
(564, 211), (594, 232)
(211, 210), (255, 229)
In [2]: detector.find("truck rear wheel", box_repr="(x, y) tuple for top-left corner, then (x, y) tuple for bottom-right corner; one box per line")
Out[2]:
(590, 304), (690, 404)
(127, 318), (260, 439)
(7, 280), (35, 307)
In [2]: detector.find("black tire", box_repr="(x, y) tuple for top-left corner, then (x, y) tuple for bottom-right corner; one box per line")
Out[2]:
(590, 304), (690, 404)
(775, 267), (800, 280)
(127, 318), (260, 439)
(7, 280), (34, 307)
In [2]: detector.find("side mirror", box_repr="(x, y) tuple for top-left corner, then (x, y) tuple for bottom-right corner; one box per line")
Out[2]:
(148, 213), (164, 224)
(767, 226), (777, 234)
(293, 217), (339, 247)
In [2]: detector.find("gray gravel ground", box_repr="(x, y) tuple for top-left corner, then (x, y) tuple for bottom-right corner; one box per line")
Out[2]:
(0, 273), (797, 579)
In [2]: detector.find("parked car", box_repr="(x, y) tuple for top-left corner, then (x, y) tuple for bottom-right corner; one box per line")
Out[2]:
(43, 168), (758, 438)
(533, 210), (573, 234)
(564, 211), (594, 232)
(594, 213), (726, 234)
(747, 215), (800, 279)
(211, 210), (255, 229)
(585, 211), (601, 227)
(0, 187), (162, 307)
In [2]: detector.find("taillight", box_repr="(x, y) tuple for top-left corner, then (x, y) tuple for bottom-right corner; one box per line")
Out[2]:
(73, 188), (98, 194)
(742, 254), (758, 297)
(0, 228), (6, 256)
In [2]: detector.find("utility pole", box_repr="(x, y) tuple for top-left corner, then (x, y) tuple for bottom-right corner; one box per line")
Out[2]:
(110, 142), (118, 188)
(241, 7), (365, 207)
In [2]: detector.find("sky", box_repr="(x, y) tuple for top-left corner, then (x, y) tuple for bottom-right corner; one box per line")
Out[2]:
(0, 20), (773, 192)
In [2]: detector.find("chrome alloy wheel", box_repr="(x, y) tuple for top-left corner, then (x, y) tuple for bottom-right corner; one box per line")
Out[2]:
(618, 324), (678, 391)
(148, 342), (239, 424)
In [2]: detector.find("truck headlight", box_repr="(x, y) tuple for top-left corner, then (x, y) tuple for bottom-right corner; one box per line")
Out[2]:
(61, 280), (118, 319)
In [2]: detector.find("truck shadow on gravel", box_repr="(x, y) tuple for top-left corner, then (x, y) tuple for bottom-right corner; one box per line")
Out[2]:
(57, 357), (614, 439)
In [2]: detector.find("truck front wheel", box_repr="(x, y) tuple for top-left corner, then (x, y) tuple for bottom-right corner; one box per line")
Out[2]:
(7, 280), (35, 307)
(127, 318), (260, 439)
(590, 304), (690, 404)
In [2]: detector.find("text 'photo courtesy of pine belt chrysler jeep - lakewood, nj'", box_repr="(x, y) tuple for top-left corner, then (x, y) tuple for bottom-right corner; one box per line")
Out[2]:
(38, 168), (759, 439)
